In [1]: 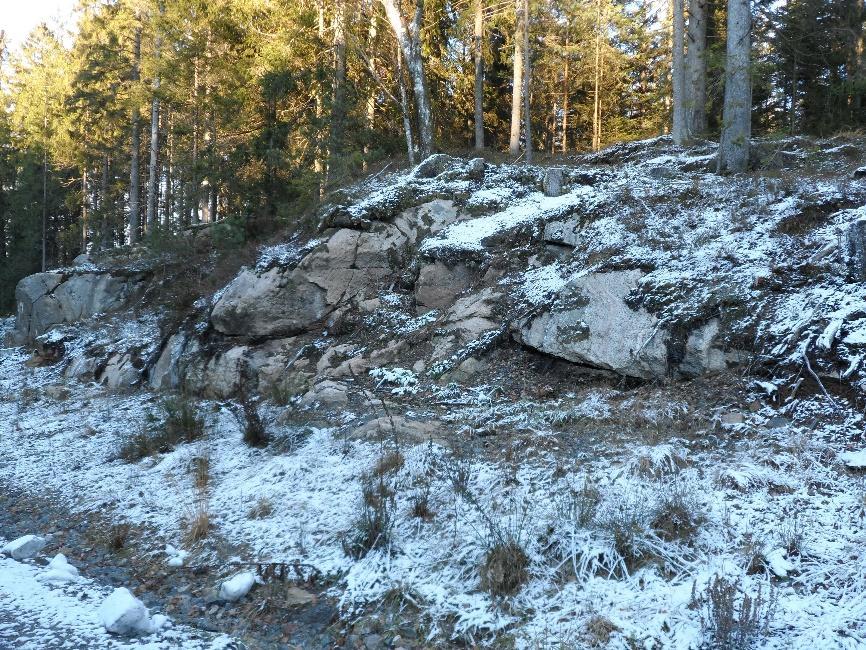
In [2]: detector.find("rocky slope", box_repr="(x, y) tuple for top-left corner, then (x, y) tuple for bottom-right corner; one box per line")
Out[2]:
(3, 136), (866, 649)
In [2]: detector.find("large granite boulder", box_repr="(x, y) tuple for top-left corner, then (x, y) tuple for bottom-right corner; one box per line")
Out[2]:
(13, 270), (147, 344)
(519, 270), (729, 379)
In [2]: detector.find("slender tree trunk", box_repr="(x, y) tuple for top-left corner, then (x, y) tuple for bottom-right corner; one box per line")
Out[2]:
(509, 0), (524, 156)
(364, 8), (377, 171)
(592, 0), (602, 151)
(686, 0), (707, 137)
(671, 0), (687, 144)
(145, 13), (162, 235)
(522, 0), (531, 163)
(100, 155), (109, 248)
(790, 59), (798, 134)
(717, 0), (751, 173)
(329, 0), (348, 182)
(380, 0), (433, 159)
(129, 25), (142, 244)
(163, 108), (172, 228)
(562, 34), (569, 153)
(191, 59), (200, 224)
(81, 168), (88, 251)
(396, 47), (415, 165)
(42, 147), (47, 271)
(315, 0), (326, 194)
(473, 0), (484, 150)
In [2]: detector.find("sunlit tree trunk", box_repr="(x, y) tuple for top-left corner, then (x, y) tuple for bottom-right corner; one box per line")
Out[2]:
(129, 25), (142, 244)
(562, 33), (569, 153)
(473, 0), (484, 150)
(396, 47), (415, 165)
(717, 0), (751, 173)
(329, 0), (347, 181)
(509, 0), (524, 156)
(315, 0), (326, 193)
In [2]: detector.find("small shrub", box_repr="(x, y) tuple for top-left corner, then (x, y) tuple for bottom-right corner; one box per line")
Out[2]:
(119, 397), (205, 461)
(106, 523), (131, 551)
(190, 454), (210, 491)
(342, 476), (394, 559)
(585, 614), (620, 647)
(777, 517), (805, 557)
(698, 575), (776, 650)
(241, 397), (268, 447)
(249, 496), (274, 519)
(572, 475), (601, 527)
(651, 482), (704, 542)
(374, 451), (405, 477)
(480, 540), (529, 596)
(597, 496), (653, 570)
(409, 487), (434, 521)
(164, 396), (206, 443)
(184, 497), (210, 544)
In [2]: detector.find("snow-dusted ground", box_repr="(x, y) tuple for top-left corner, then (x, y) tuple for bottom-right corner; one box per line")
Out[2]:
(3, 136), (866, 648)
(2, 309), (866, 648)
(0, 544), (233, 649)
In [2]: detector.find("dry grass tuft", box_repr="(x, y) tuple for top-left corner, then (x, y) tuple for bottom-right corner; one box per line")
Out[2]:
(105, 523), (132, 551)
(248, 496), (274, 519)
(480, 540), (529, 597)
(374, 451), (405, 477)
(184, 498), (211, 544)
(585, 614), (620, 647)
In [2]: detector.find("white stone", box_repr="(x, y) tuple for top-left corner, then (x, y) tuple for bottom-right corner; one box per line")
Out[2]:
(219, 572), (257, 602)
(99, 587), (152, 635)
(2, 535), (46, 560)
(38, 553), (81, 584)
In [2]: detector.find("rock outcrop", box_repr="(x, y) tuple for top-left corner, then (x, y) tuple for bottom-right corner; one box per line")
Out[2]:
(12, 269), (148, 344)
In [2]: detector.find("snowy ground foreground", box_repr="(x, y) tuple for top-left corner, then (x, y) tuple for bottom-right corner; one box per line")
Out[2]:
(3, 311), (866, 648)
(0, 541), (233, 649)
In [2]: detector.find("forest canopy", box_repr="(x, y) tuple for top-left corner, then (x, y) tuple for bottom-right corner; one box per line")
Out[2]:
(0, 0), (864, 312)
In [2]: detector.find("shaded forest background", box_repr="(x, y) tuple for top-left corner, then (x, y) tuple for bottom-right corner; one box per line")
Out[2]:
(0, 0), (864, 312)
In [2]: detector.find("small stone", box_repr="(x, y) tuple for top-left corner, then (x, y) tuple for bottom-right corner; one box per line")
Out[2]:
(720, 411), (745, 425)
(364, 634), (384, 650)
(284, 586), (316, 606)
(2, 534), (47, 560)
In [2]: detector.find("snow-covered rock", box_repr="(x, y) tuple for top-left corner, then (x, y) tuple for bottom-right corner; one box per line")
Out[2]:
(165, 544), (189, 567)
(38, 553), (81, 584)
(218, 571), (257, 602)
(840, 449), (866, 469)
(764, 548), (794, 578)
(2, 534), (47, 560)
(98, 587), (155, 635)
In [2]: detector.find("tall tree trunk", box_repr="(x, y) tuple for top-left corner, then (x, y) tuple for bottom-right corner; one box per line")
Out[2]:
(396, 47), (416, 165)
(717, 0), (751, 173)
(81, 168), (88, 251)
(329, 0), (348, 182)
(671, 0), (687, 144)
(364, 7), (377, 171)
(100, 155), (109, 248)
(163, 108), (173, 228)
(562, 33), (569, 153)
(522, 0), (531, 163)
(592, 0), (602, 151)
(191, 58), (200, 224)
(686, 0), (707, 137)
(145, 10), (162, 235)
(509, 0), (524, 156)
(315, 0), (326, 194)
(380, 0), (434, 159)
(473, 0), (484, 150)
(129, 25), (142, 244)
(42, 146), (47, 272)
